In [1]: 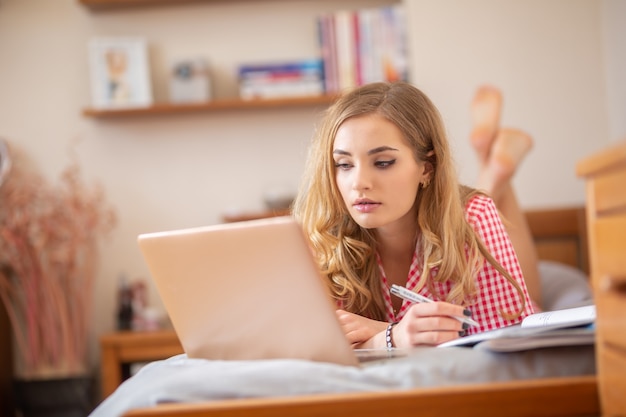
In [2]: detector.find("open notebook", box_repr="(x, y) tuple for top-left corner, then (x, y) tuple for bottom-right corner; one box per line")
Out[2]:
(138, 216), (406, 366)
(438, 304), (595, 352)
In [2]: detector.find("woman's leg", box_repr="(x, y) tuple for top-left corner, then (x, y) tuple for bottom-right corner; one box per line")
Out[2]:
(470, 87), (542, 308)
(470, 85), (502, 165)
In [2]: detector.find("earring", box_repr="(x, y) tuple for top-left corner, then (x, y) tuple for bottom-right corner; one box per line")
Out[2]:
(421, 178), (430, 188)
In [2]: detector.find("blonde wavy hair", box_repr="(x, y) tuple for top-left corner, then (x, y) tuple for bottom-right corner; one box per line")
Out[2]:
(292, 82), (524, 321)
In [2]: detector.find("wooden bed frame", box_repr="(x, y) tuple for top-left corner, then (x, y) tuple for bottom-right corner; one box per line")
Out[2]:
(123, 206), (599, 417)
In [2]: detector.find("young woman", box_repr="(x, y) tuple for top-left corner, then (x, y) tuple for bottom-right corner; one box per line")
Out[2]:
(292, 82), (534, 349)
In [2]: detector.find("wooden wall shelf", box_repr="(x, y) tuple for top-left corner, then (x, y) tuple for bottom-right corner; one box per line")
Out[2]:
(79, 0), (214, 9)
(82, 95), (337, 118)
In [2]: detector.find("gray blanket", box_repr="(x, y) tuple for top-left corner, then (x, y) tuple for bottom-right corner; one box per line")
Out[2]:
(90, 345), (595, 417)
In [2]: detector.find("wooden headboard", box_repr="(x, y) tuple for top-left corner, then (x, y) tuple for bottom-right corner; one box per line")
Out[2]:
(225, 206), (590, 275)
(525, 206), (588, 274)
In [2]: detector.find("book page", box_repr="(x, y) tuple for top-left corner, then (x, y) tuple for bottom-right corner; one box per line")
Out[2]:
(521, 305), (595, 329)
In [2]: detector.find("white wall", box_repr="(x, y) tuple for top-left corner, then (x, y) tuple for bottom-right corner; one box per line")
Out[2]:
(406, 0), (611, 208)
(602, 0), (626, 143)
(0, 0), (621, 376)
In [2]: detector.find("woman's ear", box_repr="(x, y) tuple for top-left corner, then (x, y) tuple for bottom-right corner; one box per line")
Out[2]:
(422, 161), (434, 183)
(419, 151), (435, 187)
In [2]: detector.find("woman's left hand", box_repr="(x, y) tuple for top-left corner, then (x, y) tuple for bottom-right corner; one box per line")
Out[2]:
(335, 309), (387, 348)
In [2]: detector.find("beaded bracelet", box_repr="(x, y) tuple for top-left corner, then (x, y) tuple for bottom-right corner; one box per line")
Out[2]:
(385, 322), (398, 350)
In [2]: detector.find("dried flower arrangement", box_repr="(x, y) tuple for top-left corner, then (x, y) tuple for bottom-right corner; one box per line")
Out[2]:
(0, 139), (116, 379)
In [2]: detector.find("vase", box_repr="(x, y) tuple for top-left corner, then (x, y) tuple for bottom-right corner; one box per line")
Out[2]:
(13, 376), (93, 417)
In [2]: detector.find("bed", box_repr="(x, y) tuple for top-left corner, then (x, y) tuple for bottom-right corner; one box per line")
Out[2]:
(91, 206), (599, 417)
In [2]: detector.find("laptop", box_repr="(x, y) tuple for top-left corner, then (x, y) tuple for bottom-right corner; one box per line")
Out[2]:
(138, 216), (365, 366)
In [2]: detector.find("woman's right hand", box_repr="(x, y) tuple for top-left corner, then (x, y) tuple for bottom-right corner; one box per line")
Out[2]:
(391, 301), (471, 347)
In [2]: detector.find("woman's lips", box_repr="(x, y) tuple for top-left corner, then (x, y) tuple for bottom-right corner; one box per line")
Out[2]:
(353, 201), (381, 213)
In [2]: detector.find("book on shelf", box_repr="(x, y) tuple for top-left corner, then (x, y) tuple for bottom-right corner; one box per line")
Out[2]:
(438, 304), (596, 352)
(237, 59), (324, 100)
(317, 4), (408, 94)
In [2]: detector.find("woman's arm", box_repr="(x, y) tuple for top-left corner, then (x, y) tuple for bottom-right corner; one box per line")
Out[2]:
(335, 310), (387, 348)
(336, 302), (470, 349)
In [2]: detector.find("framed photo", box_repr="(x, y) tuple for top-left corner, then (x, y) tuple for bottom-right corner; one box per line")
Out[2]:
(88, 37), (153, 109)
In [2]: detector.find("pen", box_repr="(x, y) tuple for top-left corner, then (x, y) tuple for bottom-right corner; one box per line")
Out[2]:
(390, 284), (480, 327)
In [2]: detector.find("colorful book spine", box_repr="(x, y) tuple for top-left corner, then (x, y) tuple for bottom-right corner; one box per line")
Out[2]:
(317, 13), (338, 94)
(316, 4), (408, 94)
(237, 59), (324, 100)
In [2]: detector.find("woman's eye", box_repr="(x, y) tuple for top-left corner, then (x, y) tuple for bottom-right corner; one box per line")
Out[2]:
(375, 159), (396, 168)
(334, 162), (352, 170)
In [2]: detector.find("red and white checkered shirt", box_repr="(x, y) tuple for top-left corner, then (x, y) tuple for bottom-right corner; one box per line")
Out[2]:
(378, 194), (534, 335)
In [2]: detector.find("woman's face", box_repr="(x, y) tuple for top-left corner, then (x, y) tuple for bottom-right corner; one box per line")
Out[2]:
(333, 113), (429, 232)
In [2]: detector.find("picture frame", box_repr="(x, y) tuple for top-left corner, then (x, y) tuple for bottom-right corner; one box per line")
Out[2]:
(88, 37), (153, 109)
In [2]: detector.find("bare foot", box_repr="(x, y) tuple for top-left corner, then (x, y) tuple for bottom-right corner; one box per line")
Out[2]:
(477, 128), (533, 201)
(470, 85), (503, 165)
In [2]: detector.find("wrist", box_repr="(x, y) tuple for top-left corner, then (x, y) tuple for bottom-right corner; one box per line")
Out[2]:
(385, 322), (399, 350)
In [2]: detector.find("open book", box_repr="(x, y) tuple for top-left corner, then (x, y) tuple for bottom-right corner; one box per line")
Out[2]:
(438, 304), (596, 352)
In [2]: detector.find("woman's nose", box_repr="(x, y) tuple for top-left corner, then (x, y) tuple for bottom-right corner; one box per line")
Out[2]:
(352, 166), (372, 191)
